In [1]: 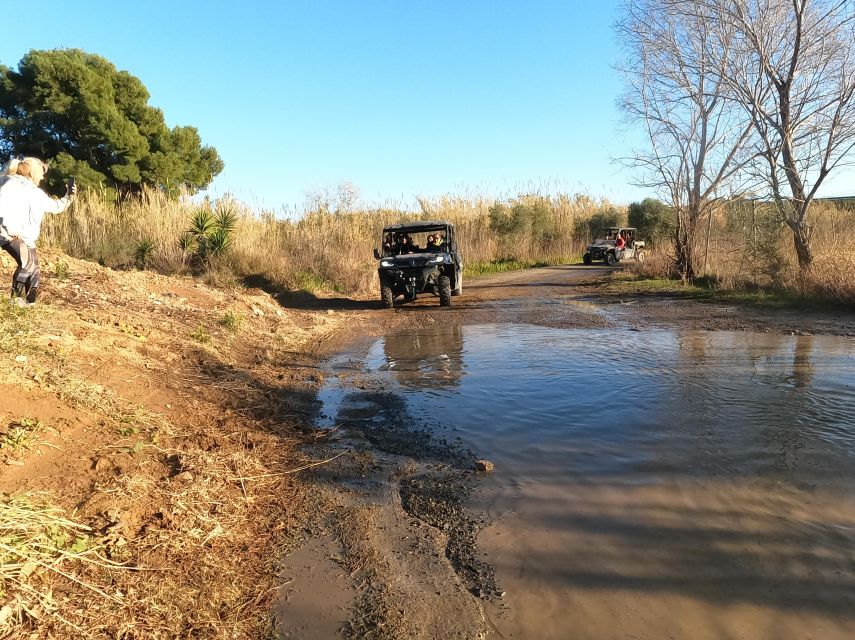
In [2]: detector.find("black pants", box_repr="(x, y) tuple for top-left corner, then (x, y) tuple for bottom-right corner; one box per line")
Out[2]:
(1, 238), (40, 303)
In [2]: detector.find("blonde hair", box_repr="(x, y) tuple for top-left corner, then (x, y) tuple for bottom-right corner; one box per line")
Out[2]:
(4, 157), (48, 184)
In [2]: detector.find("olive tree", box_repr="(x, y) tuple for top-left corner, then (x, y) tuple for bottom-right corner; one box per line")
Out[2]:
(628, 198), (674, 243)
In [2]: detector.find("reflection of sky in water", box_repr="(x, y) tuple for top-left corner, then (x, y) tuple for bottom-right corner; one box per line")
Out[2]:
(322, 325), (855, 487)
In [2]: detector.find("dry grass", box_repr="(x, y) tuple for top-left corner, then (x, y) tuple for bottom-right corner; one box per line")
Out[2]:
(0, 494), (128, 636)
(630, 199), (855, 304)
(68, 436), (294, 640)
(40, 189), (624, 295)
(0, 254), (319, 639)
(0, 368), (302, 639)
(0, 444), (296, 639)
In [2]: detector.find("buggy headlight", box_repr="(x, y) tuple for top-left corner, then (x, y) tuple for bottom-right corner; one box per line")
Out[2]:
(428, 255), (446, 264)
(380, 259), (394, 267)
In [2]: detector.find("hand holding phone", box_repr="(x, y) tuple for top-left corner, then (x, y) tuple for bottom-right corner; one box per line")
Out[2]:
(67, 176), (77, 196)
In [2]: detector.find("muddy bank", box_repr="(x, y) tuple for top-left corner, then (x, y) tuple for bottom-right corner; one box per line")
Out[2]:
(277, 365), (498, 639)
(0, 251), (351, 639)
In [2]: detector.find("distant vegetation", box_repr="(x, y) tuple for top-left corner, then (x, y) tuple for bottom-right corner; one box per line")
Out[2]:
(38, 186), (855, 304)
(40, 188), (622, 293)
(627, 198), (674, 246)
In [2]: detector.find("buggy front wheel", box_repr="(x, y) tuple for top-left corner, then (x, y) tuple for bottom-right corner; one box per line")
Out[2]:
(381, 285), (394, 308)
(605, 252), (617, 266)
(636, 251), (646, 264)
(438, 276), (452, 307)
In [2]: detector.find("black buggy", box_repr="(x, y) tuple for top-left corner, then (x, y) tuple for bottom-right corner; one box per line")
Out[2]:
(373, 221), (463, 308)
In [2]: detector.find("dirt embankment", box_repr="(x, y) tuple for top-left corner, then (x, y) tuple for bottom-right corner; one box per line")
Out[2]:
(2, 255), (853, 639)
(0, 250), (373, 638)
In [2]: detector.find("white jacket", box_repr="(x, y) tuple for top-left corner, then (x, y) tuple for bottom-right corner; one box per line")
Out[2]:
(0, 174), (72, 246)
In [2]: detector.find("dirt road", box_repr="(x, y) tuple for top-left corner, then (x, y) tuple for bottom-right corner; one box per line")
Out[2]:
(2, 252), (853, 639)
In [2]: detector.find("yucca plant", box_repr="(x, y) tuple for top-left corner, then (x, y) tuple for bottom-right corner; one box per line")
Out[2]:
(184, 202), (237, 266)
(134, 238), (156, 270)
(189, 207), (216, 238)
(213, 202), (238, 235)
(207, 227), (232, 256)
(187, 207), (215, 260)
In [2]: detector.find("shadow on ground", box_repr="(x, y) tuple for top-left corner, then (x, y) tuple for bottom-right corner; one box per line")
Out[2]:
(242, 274), (379, 311)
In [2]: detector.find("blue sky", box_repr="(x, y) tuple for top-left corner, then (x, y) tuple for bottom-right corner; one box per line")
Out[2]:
(3, 1), (850, 211)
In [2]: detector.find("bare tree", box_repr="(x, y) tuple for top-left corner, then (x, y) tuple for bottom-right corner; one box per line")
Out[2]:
(709, 0), (855, 270)
(617, 0), (753, 279)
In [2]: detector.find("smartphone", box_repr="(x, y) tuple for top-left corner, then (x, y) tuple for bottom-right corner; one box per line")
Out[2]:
(67, 176), (75, 193)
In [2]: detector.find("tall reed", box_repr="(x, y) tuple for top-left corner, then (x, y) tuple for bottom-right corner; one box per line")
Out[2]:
(41, 189), (623, 293)
(39, 187), (854, 302)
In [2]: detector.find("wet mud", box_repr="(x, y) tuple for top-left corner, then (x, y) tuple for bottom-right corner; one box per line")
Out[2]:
(400, 472), (499, 599)
(275, 265), (855, 640)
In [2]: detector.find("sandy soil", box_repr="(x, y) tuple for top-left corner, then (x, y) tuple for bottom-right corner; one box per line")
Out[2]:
(2, 253), (853, 639)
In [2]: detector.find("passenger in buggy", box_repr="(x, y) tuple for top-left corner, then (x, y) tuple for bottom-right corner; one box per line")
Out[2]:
(426, 234), (445, 251)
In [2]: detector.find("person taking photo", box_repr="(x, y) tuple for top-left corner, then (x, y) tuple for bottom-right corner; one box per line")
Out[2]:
(0, 157), (77, 305)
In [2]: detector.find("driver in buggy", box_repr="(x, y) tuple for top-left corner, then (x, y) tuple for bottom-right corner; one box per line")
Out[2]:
(384, 233), (417, 255)
(396, 234), (417, 254)
(614, 230), (626, 259)
(383, 233), (396, 255)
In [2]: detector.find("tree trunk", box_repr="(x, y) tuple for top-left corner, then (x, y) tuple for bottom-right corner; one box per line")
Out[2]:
(788, 218), (814, 271)
(673, 212), (696, 281)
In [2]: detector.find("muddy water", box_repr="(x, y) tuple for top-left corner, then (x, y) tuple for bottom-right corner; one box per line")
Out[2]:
(318, 325), (855, 639)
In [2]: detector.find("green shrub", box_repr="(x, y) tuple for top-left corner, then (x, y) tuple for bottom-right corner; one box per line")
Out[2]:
(189, 325), (212, 344)
(628, 198), (674, 243)
(133, 239), (156, 269)
(574, 206), (624, 241)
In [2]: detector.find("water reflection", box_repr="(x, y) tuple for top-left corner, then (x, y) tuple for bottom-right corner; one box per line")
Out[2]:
(792, 334), (815, 388)
(374, 324), (465, 390)
(316, 325), (855, 639)
(324, 326), (855, 484)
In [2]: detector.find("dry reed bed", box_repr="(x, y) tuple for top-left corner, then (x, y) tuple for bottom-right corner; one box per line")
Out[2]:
(39, 188), (855, 301)
(40, 190), (623, 294)
(636, 200), (855, 303)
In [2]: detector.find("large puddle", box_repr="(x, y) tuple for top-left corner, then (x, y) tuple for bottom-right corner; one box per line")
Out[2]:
(318, 324), (855, 639)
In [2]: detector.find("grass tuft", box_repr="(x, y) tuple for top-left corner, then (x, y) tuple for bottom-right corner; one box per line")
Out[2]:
(189, 324), (213, 344)
(0, 494), (126, 634)
(218, 311), (244, 332)
(0, 418), (43, 453)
